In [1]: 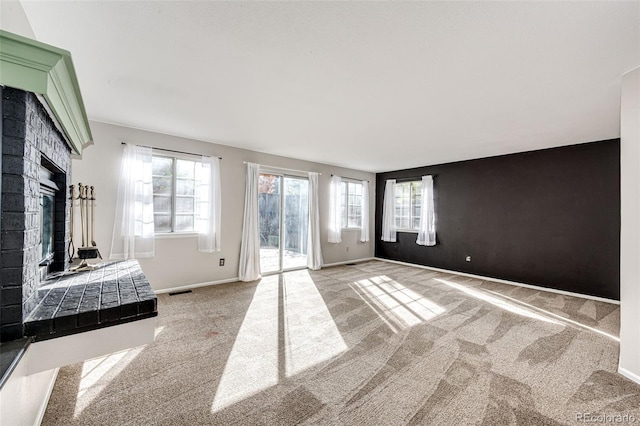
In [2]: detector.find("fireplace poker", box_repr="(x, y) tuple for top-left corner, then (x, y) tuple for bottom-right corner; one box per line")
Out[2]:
(84, 184), (89, 247)
(79, 183), (86, 247)
(68, 184), (76, 262)
(90, 186), (102, 259)
(84, 184), (90, 248)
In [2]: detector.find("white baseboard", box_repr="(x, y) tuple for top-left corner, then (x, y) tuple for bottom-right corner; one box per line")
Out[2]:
(154, 277), (240, 294)
(323, 257), (375, 268)
(155, 259), (376, 294)
(376, 258), (620, 305)
(618, 367), (640, 385)
(154, 258), (379, 293)
(34, 368), (59, 426)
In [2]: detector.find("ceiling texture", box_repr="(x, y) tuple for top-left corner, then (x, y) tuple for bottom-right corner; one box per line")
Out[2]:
(19, 1), (640, 172)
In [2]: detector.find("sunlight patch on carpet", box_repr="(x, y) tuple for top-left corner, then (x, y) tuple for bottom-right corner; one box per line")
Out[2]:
(436, 278), (561, 325)
(212, 271), (348, 411)
(212, 276), (279, 412)
(352, 275), (445, 331)
(486, 290), (620, 341)
(74, 347), (144, 418)
(284, 271), (347, 377)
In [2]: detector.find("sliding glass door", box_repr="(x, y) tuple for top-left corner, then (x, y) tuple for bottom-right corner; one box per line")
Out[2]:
(283, 176), (309, 270)
(258, 174), (281, 273)
(259, 173), (309, 273)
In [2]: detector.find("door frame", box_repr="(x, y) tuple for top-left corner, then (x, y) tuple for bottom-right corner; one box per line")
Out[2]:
(259, 169), (309, 275)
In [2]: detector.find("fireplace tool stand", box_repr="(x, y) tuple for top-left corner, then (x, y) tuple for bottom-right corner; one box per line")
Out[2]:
(70, 182), (102, 272)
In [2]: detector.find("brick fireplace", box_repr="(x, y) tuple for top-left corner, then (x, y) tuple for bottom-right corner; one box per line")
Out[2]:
(1, 86), (71, 342)
(0, 35), (156, 419)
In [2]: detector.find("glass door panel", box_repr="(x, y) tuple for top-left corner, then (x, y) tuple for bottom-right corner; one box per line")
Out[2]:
(259, 174), (281, 273)
(283, 177), (309, 270)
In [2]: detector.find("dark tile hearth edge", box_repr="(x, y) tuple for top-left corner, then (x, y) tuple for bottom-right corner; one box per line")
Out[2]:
(24, 260), (158, 342)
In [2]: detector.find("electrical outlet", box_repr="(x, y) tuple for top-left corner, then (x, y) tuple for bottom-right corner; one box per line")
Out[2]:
(465, 255), (471, 262)
(219, 258), (225, 266)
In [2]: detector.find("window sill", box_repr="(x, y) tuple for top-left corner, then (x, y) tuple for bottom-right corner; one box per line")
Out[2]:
(341, 228), (362, 232)
(396, 229), (419, 234)
(155, 232), (198, 239)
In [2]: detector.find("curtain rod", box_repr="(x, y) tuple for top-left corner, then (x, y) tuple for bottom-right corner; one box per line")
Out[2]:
(394, 174), (436, 182)
(121, 142), (222, 159)
(243, 161), (321, 176)
(331, 174), (369, 183)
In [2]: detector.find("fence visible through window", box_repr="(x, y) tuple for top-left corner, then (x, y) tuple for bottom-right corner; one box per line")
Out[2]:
(259, 174), (309, 273)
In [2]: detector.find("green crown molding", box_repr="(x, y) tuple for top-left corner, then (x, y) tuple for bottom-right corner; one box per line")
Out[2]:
(0, 30), (92, 154)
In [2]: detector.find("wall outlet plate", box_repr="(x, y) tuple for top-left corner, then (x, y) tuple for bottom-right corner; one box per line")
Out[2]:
(466, 256), (471, 262)
(219, 258), (225, 266)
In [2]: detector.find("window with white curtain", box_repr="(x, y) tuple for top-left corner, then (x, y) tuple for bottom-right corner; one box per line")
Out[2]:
(341, 180), (364, 229)
(394, 180), (422, 231)
(110, 144), (155, 260)
(152, 155), (199, 233)
(416, 175), (436, 246)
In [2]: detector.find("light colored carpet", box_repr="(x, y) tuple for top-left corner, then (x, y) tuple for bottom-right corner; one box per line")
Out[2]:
(42, 261), (639, 425)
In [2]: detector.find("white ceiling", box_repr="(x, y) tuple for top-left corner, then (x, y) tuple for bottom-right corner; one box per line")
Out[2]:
(20, 1), (640, 172)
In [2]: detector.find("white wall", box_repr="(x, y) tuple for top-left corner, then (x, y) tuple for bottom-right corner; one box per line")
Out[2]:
(72, 121), (375, 291)
(0, 1), (35, 38)
(619, 66), (640, 384)
(0, 347), (57, 426)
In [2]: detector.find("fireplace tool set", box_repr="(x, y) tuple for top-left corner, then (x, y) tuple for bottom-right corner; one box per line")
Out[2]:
(69, 183), (102, 271)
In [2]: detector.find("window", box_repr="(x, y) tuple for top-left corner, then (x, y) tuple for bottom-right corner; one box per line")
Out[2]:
(152, 155), (198, 233)
(341, 180), (363, 229)
(395, 181), (422, 230)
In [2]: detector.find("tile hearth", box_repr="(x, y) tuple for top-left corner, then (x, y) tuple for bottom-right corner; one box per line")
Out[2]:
(24, 260), (157, 341)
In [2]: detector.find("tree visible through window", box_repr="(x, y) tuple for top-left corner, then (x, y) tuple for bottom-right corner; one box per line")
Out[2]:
(258, 174), (281, 249)
(152, 155), (198, 233)
(395, 181), (422, 230)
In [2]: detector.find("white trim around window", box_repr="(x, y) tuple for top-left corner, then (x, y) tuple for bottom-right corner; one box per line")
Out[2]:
(152, 154), (199, 235)
(341, 178), (365, 230)
(394, 180), (422, 232)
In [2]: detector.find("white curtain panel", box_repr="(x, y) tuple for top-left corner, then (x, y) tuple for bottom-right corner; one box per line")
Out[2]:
(110, 144), (155, 259)
(238, 162), (261, 281)
(360, 180), (370, 242)
(416, 175), (436, 246)
(328, 175), (342, 243)
(195, 156), (221, 253)
(307, 172), (324, 270)
(381, 179), (397, 242)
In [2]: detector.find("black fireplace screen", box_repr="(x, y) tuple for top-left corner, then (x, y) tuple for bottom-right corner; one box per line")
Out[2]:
(40, 190), (55, 262)
(39, 165), (59, 267)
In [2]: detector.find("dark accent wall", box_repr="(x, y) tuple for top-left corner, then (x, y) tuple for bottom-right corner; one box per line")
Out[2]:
(1, 87), (71, 342)
(375, 139), (620, 300)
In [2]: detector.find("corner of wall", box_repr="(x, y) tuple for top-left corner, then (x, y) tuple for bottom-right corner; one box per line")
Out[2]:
(619, 66), (640, 383)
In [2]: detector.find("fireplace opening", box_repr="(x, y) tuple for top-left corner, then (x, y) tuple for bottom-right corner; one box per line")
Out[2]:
(38, 161), (62, 280)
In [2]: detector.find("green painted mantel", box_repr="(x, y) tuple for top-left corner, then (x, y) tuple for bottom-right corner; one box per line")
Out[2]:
(0, 30), (92, 154)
